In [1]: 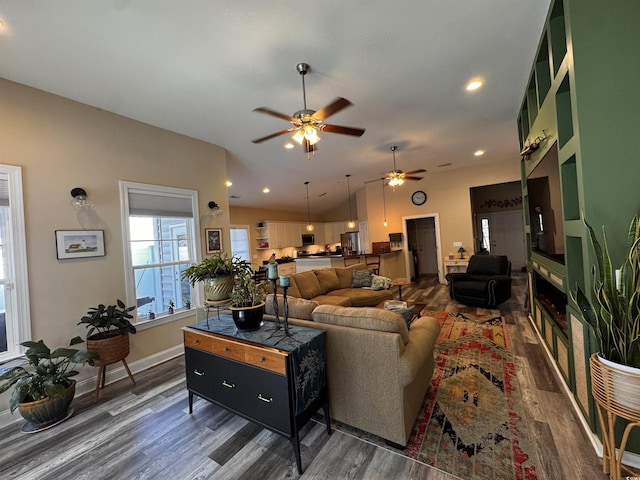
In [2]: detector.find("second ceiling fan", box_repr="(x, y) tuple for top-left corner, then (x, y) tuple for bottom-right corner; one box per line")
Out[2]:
(383, 146), (426, 186)
(251, 63), (365, 158)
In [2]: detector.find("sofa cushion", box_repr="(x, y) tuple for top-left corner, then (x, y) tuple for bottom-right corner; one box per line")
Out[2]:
(352, 269), (372, 287)
(466, 254), (509, 276)
(334, 267), (354, 289)
(314, 268), (341, 294)
(264, 294), (318, 320)
(311, 295), (352, 306)
(293, 270), (322, 299)
(312, 305), (410, 345)
(327, 287), (393, 307)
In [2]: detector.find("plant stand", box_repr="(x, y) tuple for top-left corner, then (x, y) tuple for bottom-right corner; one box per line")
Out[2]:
(589, 354), (640, 480)
(88, 333), (136, 401)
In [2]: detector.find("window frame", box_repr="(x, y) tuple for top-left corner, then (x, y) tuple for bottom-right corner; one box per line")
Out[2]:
(119, 181), (201, 330)
(0, 165), (31, 362)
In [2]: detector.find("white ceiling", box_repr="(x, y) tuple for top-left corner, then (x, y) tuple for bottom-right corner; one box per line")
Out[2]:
(0, 0), (550, 215)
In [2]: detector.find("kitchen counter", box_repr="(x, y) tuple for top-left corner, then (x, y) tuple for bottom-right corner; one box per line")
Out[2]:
(295, 251), (402, 275)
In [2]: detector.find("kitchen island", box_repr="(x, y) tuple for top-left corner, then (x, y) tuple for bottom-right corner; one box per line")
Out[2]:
(294, 255), (345, 272)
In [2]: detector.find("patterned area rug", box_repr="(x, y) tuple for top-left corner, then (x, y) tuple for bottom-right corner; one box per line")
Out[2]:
(321, 311), (538, 480)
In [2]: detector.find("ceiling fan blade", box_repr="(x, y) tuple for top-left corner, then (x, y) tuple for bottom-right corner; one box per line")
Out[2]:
(403, 176), (424, 181)
(251, 129), (294, 144)
(253, 107), (296, 123)
(320, 124), (366, 137)
(313, 97), (353, 121)
(403, 169), (427, 175)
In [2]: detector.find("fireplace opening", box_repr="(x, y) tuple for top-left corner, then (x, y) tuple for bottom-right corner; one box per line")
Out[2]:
(534, 271), (568, 337)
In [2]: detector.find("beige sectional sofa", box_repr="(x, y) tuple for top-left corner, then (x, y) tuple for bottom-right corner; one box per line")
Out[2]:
(273, 264), (394, 307)
(264, 293), (441, 447)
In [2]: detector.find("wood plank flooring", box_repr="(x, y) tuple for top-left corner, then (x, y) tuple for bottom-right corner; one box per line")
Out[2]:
(0, 274), (608, 480)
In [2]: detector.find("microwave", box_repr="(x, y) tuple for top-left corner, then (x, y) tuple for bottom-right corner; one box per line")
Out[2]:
(301, 233), (315, 246)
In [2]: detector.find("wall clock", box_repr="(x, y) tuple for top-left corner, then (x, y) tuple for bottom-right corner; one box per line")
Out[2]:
(411, 190), (427, 205)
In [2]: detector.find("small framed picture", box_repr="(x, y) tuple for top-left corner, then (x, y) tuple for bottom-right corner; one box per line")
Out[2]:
(55, 230), (105, 259)
(205, 228), (222, 254)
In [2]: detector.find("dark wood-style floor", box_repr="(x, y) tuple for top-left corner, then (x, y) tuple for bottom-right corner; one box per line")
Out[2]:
(0, 275), (607, 480)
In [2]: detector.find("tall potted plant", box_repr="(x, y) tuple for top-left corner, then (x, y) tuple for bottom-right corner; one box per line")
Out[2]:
(181, 253), (247, 302)
(229, 263), (267, 331)
(78, 299), (137, 392)
(572, 215), (640, 407)
(0, 337), (96, 431)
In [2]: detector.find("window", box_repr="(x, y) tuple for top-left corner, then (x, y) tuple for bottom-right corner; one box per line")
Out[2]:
(120, 181), (200, 327)
(230, 225), (251, 263)
(0, 165), (31, 362)
(481, 217), (491, 253)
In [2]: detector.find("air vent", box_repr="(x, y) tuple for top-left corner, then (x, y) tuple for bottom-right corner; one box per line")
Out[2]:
(438, 163), (451, 168)
(229, 195), (241, 199)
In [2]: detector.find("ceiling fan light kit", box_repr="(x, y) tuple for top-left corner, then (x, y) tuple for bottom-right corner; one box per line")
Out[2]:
(251, 62), (365, 159)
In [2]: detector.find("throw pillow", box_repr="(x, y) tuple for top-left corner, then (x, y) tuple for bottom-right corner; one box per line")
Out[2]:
(395, 305), (416, 328)
(370, 274), (392, 290)
(351, 269), (372, 288)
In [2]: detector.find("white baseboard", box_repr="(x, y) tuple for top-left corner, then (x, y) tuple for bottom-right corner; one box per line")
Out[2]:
(527, 314), (640, 470)
(0, 344), (184, 429)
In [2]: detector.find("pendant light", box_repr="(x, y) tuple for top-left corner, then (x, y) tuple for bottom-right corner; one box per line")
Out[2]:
(304, 181), (314, 232)
(381, 178), (388, 227)
(346, 174), (356, 230)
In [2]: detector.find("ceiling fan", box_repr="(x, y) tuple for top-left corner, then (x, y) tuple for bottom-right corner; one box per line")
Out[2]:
(368, 146), (426, 186)
(251, 62), (365, 158)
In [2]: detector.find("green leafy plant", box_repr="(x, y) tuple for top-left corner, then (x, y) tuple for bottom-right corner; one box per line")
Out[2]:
(571, 215), (640, 368)
(181, 252), (249, 286)
(230, 269), (268, 307)
(0, 337), (97, 412)
(78, 299), (137, 339)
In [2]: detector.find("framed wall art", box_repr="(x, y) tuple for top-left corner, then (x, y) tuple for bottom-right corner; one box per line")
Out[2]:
(205, 228), (222, 254)
(55, 230), (105, 259)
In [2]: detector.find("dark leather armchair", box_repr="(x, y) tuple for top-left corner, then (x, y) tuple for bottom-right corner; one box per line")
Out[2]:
(446, 255), (512, 308)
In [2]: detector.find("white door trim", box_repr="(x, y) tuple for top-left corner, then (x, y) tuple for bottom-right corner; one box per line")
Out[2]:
(402, 213), (443, 283)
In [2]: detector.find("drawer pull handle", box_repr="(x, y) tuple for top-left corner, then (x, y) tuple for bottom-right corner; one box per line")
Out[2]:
(194, 339), (200, 344)
(222, 381), (235, 389)
(223, 347), (229, 352)
(193, 369), (205, 376)
(259, 357), (265, 363)
(258, 393), (273, 403)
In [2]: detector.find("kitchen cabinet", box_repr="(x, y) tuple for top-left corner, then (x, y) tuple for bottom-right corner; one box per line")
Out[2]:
(183, 318), (330, 474)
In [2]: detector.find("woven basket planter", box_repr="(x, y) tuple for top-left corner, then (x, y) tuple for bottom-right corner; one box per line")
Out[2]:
(204, 275), (235, 302)
(87, 332), (130, 366)
(18, 380), (76, 429)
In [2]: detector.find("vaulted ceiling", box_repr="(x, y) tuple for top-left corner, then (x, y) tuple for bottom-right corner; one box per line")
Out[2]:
(0, 1), (550, 214)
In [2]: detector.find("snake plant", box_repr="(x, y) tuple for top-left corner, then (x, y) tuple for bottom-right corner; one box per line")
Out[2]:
(572, 215), (640, 368)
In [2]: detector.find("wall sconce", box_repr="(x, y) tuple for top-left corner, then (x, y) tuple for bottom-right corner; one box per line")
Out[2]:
(70, 187), (94, 209)
(207, 201), (223, 216)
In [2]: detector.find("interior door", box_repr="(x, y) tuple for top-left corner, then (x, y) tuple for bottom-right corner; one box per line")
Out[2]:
(478, 211), (526, 270)
(416, 218), (438, 275)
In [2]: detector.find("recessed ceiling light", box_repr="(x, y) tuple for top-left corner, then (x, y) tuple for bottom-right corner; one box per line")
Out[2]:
(474, 150), (485, 156)
(0, 20), (4, 29)
(225, 180), (233, 187)
(466, 80), (483, 91)
(284, 143), (294, 149)
(262, 187), (270, 193)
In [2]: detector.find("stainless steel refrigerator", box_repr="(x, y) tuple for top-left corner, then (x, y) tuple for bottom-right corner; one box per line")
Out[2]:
(340, 232), (360, 255)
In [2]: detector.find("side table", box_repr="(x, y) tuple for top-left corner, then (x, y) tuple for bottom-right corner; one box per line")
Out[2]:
(390, 279), (410, 300)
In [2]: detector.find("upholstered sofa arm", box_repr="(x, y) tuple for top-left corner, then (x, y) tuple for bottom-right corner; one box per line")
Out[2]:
(445, 272), (471, 283)
(397, 316), (441, 385)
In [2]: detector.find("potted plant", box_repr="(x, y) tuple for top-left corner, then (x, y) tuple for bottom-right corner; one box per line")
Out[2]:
(78, 299), (137, 372)
(181, 253), (248, 302)
(572, 215), (640, 407)
(229, 263), (268, 331)
(0, 337), (96, 431)
(168, 300), (174, 314)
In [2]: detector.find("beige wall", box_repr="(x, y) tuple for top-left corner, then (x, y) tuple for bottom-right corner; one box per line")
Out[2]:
(0, 78), (229, 412)
(363, 159), (521, 274)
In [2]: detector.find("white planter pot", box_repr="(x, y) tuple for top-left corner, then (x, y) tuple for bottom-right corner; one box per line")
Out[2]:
(596, 354), (640, 411)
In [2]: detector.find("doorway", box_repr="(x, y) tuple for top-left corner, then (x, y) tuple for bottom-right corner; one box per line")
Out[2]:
(403, 214), (442, 282)
(477, 211), (526, 270)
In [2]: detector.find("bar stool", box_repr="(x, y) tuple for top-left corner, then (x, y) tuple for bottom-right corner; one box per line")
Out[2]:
(343, 255), (361, 267)
(365, 255), (380, 275)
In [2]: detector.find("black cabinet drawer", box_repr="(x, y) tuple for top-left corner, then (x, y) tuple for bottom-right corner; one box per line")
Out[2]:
(212, 355), (290, 433)
(185, 347), (215, 401)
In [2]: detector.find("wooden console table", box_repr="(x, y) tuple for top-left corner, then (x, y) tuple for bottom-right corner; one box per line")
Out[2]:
(444, 258), (469, 275)
(182, 316), (331, 474)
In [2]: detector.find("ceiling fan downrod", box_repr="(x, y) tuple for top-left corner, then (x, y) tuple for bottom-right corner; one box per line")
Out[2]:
(297, 62), (309, 111)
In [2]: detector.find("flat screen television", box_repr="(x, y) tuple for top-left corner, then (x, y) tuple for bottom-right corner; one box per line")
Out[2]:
(526, 141), (565, 264)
